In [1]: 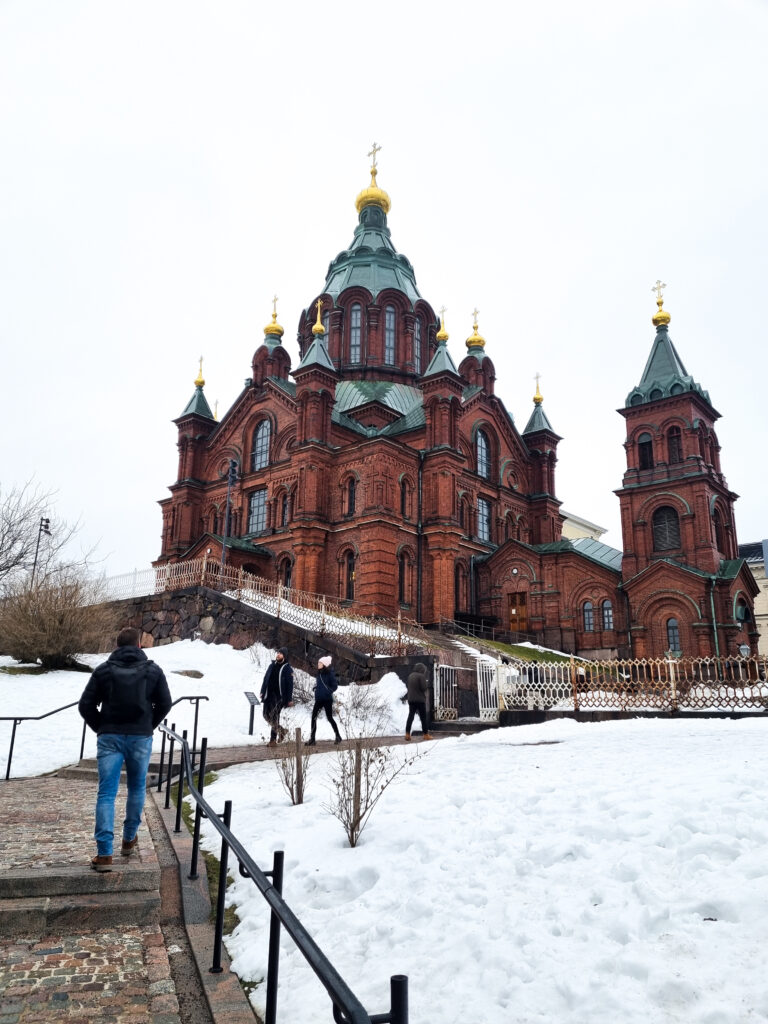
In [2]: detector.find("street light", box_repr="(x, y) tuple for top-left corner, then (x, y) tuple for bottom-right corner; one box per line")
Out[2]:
(30, 517), (51, 586)
(221, 459), (238, 567)
(738, 642), (750, 658)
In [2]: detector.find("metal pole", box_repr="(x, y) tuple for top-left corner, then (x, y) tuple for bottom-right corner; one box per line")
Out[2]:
(210, 800), (232, 974)
(165, 725), (176, 810)
(79, 720), (88, 761)
(5, 720), (19, 779)
(264, 850), (285, 1024)
(221, 459), (237, 568)
(189, 738), (208, 881)
(30, 517), (51, 586)
(191, 700), (200, 770)
(174, 730), (187, 833)
(157, 722), (168, 792)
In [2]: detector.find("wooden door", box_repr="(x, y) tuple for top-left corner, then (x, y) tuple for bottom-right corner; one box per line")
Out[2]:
(508, 592), (528, 632)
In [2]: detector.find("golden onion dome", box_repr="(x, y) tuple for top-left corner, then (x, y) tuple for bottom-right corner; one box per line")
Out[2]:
(651, 280), (671, 326)
(355, 165), (391, 215)
(436, 310), (449, 343)
(194, 356), (205, 388)
(264, 312), (284, 338)
(466, 310), (485, 349)
(533, 374), (543, 406)
(312, 298), (326, 337)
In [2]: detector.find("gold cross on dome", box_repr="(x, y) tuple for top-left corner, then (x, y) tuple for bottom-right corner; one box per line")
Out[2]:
(652, 280), (667, 302)
(472, 307), (480, 325)
(439, 305), (447, 319)
(272, 294), (278, 316)
(368, 142), (381, 168)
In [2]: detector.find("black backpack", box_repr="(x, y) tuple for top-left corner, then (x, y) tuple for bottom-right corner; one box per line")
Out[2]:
(107, 662), (151, 724)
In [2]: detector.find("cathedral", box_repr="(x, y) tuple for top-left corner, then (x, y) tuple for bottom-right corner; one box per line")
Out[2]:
(157, 155), (759, 660)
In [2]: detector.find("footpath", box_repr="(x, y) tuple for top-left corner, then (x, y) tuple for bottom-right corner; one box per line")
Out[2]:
(0, 735), (431, 1024)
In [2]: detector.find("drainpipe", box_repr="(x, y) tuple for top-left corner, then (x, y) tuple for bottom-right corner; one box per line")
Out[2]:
(416, 450), (424, 623)
(620, 584), (633, 658)
(709, 576), (721, 658)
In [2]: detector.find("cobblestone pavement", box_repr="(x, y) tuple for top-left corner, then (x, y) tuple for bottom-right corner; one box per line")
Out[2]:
(0, 926), (180, 1024)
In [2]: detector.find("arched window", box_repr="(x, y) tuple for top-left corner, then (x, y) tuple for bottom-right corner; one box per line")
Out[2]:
(638, 432), (654, 470)
(398, 553), (406, 604)
(476, 430), (490, 479)
(347, 478), (356, 516)
(602, 600), (614, 630)
(583, 601), (594, 632)
(279, 558), (292, 589)
(413, 318), (422, 374)
(280, 492), (289, 527)
(384, 305), (396, 364)
(322, 311), (330, 340)
(247, 488), (267, 533)
(251, 420), (271, 471)
(652, 506), (681, 551)
(458, 498), (466, 531)
(349, 303), (362, 362)
(666, 618), (681, 652)
(454, 562), (467, 613)
(668, 426), (683, 464)
(400, 480), (408, 517)
(477, 497), (492, 543)
(713, 509), (726, 553)
(345, 551), (355, 601)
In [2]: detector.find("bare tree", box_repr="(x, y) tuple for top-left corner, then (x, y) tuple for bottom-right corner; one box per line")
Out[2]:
(0, 481), (83, 590)
(275, 726), (313, 805)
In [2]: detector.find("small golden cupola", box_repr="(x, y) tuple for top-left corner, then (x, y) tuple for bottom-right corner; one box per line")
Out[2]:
(651, 279), (671, 327)
(355, 142), (391, 215)
(312, 298), (326, 336)
(194, 356), (205, 388)
(533, 372), (543, 405)
(466, 308), (486, 351)
(436, 307), (449, 343)
(264, 294), (285, 342)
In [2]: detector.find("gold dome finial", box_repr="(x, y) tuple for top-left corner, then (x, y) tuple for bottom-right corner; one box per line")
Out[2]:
(213, 399), (219, 421)
(651, 279), (671, 326)
(264, 293), (285, 338)
(355, 142), (392, 215)
(436, 305), (449, 343)
(312, 298), (326, 336)
(195, 356), (205, 388)
(533, 372), (543, 405)
(466, 307), (486, 349)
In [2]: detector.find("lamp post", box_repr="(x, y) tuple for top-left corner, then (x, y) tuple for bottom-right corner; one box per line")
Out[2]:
(30, 517), (51, 586)
(738, 642), (750, 658)
(221, 460), (238, 567)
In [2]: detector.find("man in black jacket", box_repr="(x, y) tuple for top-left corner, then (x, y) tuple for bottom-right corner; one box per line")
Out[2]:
(259, 647), (294, 747)
(79, 627), (172, 872)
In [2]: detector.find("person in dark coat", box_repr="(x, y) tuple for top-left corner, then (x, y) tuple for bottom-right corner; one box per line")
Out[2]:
(405, 662), (432, 741)
(259, 647), (294, 746)
(305, 655), (342, 745)
(79, 626), (172, 872)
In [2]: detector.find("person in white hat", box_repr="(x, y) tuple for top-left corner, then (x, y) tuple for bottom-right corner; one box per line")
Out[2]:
(305, 655), (342, 745)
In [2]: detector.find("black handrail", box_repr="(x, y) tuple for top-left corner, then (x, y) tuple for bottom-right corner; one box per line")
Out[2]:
(158, 723), (408, 1024)
(0, 695), (208, 781)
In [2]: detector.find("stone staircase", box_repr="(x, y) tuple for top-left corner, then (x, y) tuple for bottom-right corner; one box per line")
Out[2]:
(0, 777), (161, 938)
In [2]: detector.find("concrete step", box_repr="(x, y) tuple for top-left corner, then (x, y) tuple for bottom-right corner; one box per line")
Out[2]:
(0, 859), (161, 899)
(429, 720), (499, 735)
(0, 889), (161, 937)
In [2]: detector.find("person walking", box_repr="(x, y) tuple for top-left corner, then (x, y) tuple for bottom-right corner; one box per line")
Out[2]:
(260, 647), (294, 747)
(405, 662), (432, 741)
(78, 626), (172, 872)
(305, 655), (342, 745)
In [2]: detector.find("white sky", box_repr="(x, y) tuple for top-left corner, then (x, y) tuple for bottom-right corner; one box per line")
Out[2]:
(2, 0), (766, 576)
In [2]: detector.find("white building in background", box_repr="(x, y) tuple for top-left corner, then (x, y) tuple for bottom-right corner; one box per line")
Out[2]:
(739, 541), (768, 656)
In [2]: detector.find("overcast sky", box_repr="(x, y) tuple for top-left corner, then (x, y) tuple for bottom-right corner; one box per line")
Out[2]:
(2, 0), (766, 578)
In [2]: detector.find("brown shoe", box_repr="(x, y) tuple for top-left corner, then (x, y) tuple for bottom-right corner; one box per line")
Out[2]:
(268, 739), (277, 747)
(405, 733), (412, 742)
(121, 836), (138, 857)
(91, 855), (113, 872)
(423, 733), (433, 740)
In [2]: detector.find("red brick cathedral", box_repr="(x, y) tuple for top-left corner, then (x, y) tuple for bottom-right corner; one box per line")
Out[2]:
(157, 157), (758, 659)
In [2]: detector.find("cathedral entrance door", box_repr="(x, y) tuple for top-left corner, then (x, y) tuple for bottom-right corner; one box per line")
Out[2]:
(508, 592), (527, 633)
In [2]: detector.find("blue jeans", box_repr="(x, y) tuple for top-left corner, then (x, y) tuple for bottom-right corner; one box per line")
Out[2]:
(95, 734), (153, 856)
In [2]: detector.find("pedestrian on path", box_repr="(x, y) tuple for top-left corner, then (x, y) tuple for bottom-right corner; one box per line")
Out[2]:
(405, 662), (432, 741)
(260, 647), (294, 746)
(305, 655), (342, 745)
(78, 626), (172, 872)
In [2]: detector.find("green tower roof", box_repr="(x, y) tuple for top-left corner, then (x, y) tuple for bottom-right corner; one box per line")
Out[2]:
(297, 333), (336, 373)
(626, 323), (710, 407)
(523, 400), (554, 434)
(322, 204), (421, 303)
(180, 385), (214, 420)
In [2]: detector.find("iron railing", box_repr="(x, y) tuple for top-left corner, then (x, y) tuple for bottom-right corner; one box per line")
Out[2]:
(0, 695), (208, 780)
(102, 557), (435, 657)
(157, 723), (409, 1024)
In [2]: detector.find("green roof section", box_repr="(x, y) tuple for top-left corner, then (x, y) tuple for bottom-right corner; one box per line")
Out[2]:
(626, 324), (710, 407)
(179, 385), (215, 420)
(322, 204), (421, 303)
(423, 341), (460, 378)
(332, 380), (426, 437)
(297, 334), (336, 372)
(523, 401), (554, 435)
(531, 537), (623, 573)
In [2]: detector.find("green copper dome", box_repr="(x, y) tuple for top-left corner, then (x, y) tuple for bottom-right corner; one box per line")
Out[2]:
(322, 204), (421, 303)
(625, 324), (710, 407)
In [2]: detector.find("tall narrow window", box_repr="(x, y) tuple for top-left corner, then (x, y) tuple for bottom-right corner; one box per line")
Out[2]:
(280, 559), (292, 588)
(247, 488), (267, 533)
(713, 509), (726, 553)
(458, 500), (465, 530)
(345, 551), (355, 601)
(602, 600), (614, 630)
(398, 553), (406, 604)
(652, 506), (681, 551)
(413, 318), (422, 374)
(251, 420), (271, 471)
(322, 311), (330, 340)
(666, 618), (681, 652)
(476, 430), (490, 479)
(583, 601), (594, 632)
(477, 497), (492, 543)
(400, 480), (408, 517)
(638, 432), (654, 470)
(384, 305), (396, 364)
(280, 493), (289, 527)
(349, 303), (361, 362)
(668, 426), (683, 464)
(347, 478), (356, 516)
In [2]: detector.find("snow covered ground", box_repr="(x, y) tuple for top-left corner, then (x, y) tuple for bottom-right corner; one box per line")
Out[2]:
(2, 641), (768, 1022)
